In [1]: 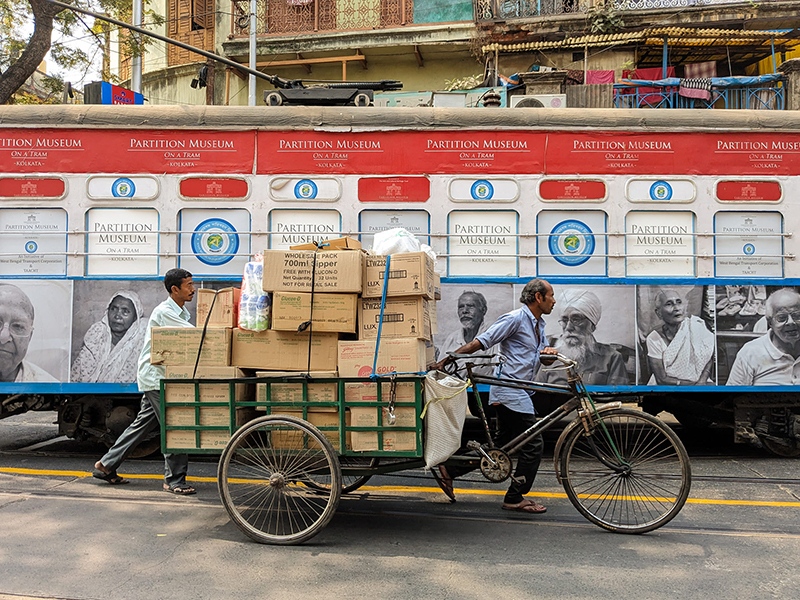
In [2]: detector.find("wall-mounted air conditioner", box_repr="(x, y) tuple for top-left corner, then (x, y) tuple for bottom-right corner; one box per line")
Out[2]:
(510, 94), (567, 108)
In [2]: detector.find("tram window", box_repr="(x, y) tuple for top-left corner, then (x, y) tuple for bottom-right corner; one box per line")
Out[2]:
(537, 210), (607, 277)
(268, 209), (341, 250)
(178, 208), (251, 277)
(447, 210), (518, 277)
(358, 210), (430, 249)
(625, 211), (695, 277)
(714, 211), (783, 278)
(0, 208), (67, 277)
(85, 208), (159, 276)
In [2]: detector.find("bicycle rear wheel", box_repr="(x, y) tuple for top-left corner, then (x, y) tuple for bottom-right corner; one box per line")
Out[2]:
(559, 408), (691, 534)
(217, 415), (341, 545)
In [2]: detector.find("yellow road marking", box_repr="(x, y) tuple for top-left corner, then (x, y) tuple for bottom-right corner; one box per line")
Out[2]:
(3, 466), (800, 508)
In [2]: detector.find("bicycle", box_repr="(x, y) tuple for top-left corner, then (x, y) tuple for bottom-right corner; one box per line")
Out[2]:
(443, 351), (692, 534)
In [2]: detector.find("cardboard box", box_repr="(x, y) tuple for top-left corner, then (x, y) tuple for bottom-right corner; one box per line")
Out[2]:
(232, 329), (338, 371)
(262, 250), (363, 294)
(271, 409), (351, 451)
(338, 339), (428, 377)
(290, 236), (361, 251)
(196, 288), (240, 328)
(165, 429), (230, 450)
(256, 371), (338, 411)
(363, 252), (435, 300)
(344, 381), (416, 405)
(359, 297), (431, 341)
(433, 272), (442, 300)
(350, 406), (417, 452)
(165, 406), (231, 427)
(163, 366), (248, 404)
(425, 339), (436, 367)
(150, 327), (231, 366)
(271, 292), (357, 334)
(429, 299), (438, 335)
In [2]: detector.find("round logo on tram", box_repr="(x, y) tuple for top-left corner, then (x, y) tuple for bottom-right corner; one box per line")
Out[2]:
(294, 179), (318, 199)
(470, 180), (494, 200)
(649, 181), (673, 201)
(111, 177), (136, 198)
(191, 218), (239, 266)
(743, 243), (756, 256)
(24, 241), (37, 254)
(549, 220), (595, 266)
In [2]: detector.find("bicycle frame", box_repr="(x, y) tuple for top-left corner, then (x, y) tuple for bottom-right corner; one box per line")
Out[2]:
(459, 356), (622, 465)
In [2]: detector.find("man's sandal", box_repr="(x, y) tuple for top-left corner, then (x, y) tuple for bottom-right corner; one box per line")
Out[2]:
(163, 484), (196, 495)
(502, 499), (547, 514)
(92, 467), (129, 485)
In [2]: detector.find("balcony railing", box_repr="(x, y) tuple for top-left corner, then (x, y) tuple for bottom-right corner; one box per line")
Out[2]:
(474, 0), (760, 21)
(613, 80), (784, 110)
(231, 0), (413, 37)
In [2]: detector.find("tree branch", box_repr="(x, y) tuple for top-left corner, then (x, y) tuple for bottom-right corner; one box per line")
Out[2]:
(0, 0), (66, 104)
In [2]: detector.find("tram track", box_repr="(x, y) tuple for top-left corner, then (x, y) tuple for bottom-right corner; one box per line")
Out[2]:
(2, 486), (800, 541)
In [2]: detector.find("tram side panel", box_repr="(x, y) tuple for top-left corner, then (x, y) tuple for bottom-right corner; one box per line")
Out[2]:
(0, 122), (798, 454)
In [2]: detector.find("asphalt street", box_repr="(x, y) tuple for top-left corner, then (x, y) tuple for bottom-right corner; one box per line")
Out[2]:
(1, 413), (799, 600)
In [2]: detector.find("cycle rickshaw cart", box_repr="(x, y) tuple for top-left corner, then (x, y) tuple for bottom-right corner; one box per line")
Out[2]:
(159, 352), (691, 545)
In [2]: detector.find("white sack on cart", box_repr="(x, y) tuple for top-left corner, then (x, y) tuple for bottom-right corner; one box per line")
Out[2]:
(371, 227), (437, 264)
(423, 371), (470, 470)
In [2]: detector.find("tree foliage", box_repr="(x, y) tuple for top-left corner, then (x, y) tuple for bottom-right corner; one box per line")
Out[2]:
(0, 0), (163, 104)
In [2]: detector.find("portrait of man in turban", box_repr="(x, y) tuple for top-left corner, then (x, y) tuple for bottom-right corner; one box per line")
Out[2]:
(537, 288), (632, 386)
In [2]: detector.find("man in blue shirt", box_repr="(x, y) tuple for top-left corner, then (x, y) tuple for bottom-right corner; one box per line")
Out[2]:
(92, 268), (197, 495)
(431, 279), (557, 513)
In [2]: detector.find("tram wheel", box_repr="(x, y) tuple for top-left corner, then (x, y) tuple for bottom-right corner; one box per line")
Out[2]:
(762, 437), (800, 458)
(217, 415), (341, 545)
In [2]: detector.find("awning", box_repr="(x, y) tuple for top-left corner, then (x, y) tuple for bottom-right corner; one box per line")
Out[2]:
(481, 27), (800, 54)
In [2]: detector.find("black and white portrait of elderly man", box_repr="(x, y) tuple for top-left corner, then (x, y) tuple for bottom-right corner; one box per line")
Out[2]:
(536, 289), (630, 386)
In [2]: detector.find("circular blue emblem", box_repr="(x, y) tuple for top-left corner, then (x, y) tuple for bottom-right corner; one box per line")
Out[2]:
(743, 243), (756, 255)
(24, 241), (37, 254)
(294, 179), (318, 199)
(549, 219), (595, 266)
(470, 180), (494, 200)
(111, 177), (136, 198)
(191, 218), (239, 266)
(649, 181), (673, 201)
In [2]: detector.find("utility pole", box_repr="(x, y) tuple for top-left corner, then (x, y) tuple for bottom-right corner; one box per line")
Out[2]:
(131, 0), (143, 93)
(249, 0), (257, 106)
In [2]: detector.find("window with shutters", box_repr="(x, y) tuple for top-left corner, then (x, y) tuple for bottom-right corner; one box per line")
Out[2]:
(119, 28), (145, 81)
(168, 0), (216, 66)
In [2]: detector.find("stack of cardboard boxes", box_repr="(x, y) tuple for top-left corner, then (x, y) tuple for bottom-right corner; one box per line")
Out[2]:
(340, 250), (438, 451)
(153, 287), (245, 450)
(156, 236), (442, 454)
(253, 237), (364, 451)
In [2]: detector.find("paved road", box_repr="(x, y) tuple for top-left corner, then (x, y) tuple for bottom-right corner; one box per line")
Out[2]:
(1, 411), (799, 600)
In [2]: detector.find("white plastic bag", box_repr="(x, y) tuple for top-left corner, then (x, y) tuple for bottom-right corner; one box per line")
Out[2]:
(371, 227), (421, 255)
(238, 255), (271, 331)
(423, 371), (470, 469)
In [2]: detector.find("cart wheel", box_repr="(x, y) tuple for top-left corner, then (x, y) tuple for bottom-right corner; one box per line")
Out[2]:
(305, 456), (379, 494)
(217, 415), (341, 545)
(559, 408), (691, 534)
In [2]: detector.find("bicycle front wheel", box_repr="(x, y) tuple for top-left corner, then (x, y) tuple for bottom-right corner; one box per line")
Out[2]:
(559, 408), (691, 534)
(217, 415), (341, 545)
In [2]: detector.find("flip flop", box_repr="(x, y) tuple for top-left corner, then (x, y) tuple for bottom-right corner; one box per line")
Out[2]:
(502, 499), (547, 514)
(431, 466), (456, 503)
(163, 484), (196, 495)
(92, 469), (129, 485)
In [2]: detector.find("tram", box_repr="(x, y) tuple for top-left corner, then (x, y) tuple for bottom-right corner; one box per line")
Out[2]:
(0, 105), (798, 455)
